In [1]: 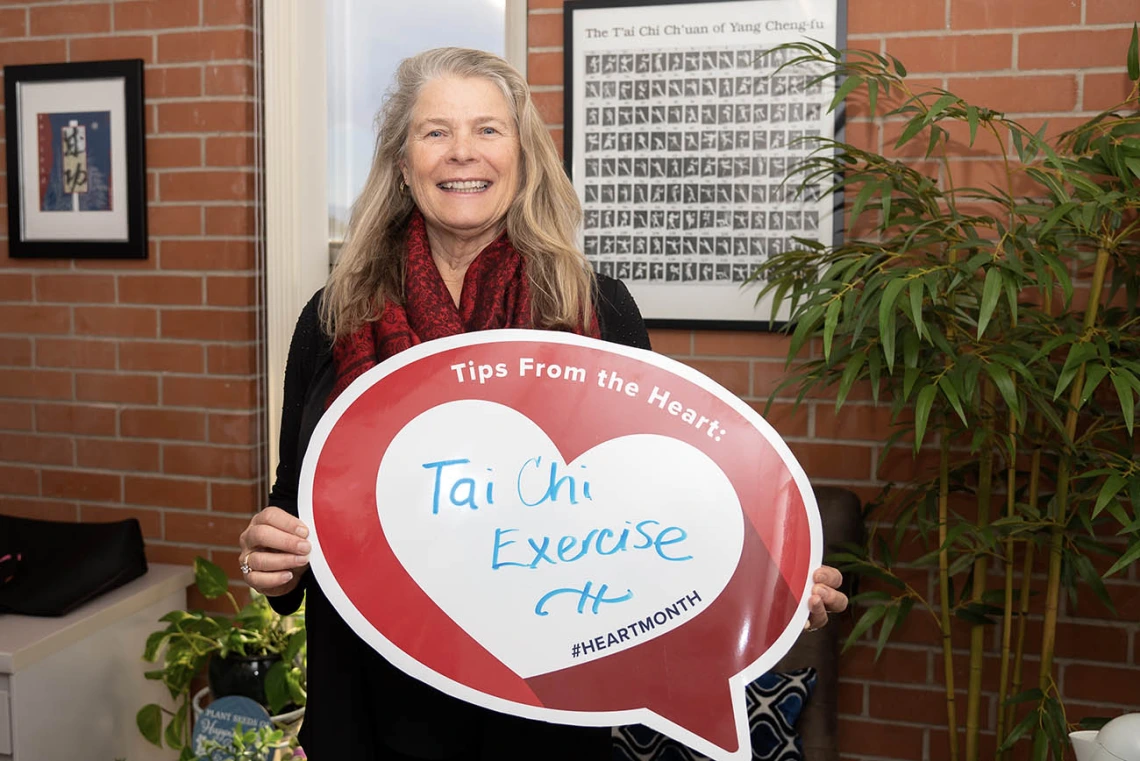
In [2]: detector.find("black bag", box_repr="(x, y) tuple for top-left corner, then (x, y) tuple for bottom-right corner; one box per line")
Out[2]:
(0, 514), (148, 616)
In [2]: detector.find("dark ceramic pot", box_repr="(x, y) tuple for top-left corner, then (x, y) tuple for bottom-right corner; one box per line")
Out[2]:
(207, 653), (281, 707)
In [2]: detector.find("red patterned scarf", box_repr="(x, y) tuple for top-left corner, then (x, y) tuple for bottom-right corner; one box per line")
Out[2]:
(331, 210), (598, 402)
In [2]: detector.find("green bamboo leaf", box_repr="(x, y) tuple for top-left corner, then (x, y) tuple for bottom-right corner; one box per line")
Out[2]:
(867, 78), (879, 116)
(830, 75), (865, 113)
(873, 603), (903, 658)
(836, 350), (867, 410)
(938, 376), (968, 426)
(823, 299), (842, 360)
(881, 179), (893, 224)
(913, 384), (938, 452)
(895, 114), (927, 150)
(966, 105), (979, 145)
(879, 278), (906, 371)
(977, 267), (1002, 339)
(903, 366), (921, 400)
(891, 55), (907, 77)
(984, 362), (1020, 416)
(850, 181), (879, 225)
(1128, 22), (1139, 82)
(908, 280), (925, 339)
(1104, 542), (1140, 578)
(194, 556), (229, 599)
(868, 348), (882, 403)
(1126, 156), (1140, 181)
(1112, 372), (1136, 434)
(137, 704), (163, 748)
(843, 604), (888, 652)
(926, 93), (958, 123)
(1080, 364), (1110, 408)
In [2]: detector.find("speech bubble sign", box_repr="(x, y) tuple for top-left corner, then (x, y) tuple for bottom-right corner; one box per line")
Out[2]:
(299, 330), (820, 761)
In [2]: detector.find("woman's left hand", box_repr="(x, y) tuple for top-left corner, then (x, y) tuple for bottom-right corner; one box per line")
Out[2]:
(806, 565), (848, 631)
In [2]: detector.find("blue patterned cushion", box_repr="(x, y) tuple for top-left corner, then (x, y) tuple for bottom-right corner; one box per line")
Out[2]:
(612, 667), (817, 761)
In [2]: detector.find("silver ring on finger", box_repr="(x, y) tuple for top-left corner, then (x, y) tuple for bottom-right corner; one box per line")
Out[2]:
(239, 553), (252, 575)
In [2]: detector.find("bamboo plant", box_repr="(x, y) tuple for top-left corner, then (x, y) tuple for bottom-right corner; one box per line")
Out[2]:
(758, 26), (1140, 760)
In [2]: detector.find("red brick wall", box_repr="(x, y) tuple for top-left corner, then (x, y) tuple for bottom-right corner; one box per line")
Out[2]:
(527, 1), (1140, 759)
(0, 0), (261, 582)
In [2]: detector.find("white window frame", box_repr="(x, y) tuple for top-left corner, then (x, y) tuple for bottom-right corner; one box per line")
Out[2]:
(264, 0), (528, 479)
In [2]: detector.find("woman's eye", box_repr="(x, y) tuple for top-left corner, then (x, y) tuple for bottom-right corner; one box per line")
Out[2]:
(427, 129), (443, 138)
(481, 127), (498, 135)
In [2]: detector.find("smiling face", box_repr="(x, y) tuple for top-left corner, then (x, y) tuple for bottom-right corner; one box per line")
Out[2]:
(401, 76), (521, 254)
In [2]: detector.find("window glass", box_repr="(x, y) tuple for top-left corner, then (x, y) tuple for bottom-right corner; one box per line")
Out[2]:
(326, 0), (507, 241)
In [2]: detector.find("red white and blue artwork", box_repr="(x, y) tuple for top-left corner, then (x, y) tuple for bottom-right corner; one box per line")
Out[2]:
(36, 110), (113, 212)
(300, 330), (821, 761)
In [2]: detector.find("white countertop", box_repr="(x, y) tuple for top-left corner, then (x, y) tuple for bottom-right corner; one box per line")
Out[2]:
(0, 563), (195, 673)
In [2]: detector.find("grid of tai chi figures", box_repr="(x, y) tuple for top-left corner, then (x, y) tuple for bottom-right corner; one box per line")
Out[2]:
(580, 45), (828, 284)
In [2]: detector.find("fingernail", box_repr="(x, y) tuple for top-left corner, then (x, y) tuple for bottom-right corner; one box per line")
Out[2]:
(297, 540), (311, 553)
(295, 526), (309, 538)
(297, 555), (310, 566)
(283, 571), (294, 581)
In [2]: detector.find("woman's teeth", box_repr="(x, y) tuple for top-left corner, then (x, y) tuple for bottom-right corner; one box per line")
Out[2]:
(439, 181), (489, 192)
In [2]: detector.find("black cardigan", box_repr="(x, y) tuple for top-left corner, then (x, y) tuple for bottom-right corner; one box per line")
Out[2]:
(267, 276), (651, 760)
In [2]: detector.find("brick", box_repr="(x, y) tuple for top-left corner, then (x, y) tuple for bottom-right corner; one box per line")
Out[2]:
(204, 0), (252, 26)
(165, 443), (256, 478)
(0, 369), (72, 400)
(646, 329), (690, 356)
(120, 275), (203, 305)
(159, 172), (253, 202)
(0, 338), (32, 367)
(160, 308), (255, 340)
(886, 34), (1012, 74)
(1026, 620), (1130, 664)
(210, 481), (262, 513)
(693, 331), (792, 359)
(947, 75), (1077, 115)
(953, 0), (1079, 28)
(42, 469), (120, 502)
(125, 474), (207, 509)
(205, 135), (255, 167)
(1085, 72), (1135, 112)
(838, 717), (925, 759)
(114, 0), (199, 30)
(206, 275), (256, 307)
(158, 29), (252, 63)
(530, 89), (563, 126)
(928, 729), (999, 761)
(77, 438), (160, 471)
(164, 508), (250, 545)
(145, 66), (203, 98)
(877, 446), (941, 483)
(1064, 663), (1140, 705)
(1020, 29), (1136, 71)
(0, 273), (32, 300)
(161, 239), (256, 271)
(528, 0), (564, 8)
(145, 543), (201, 566)
(205, 64), (254, 95)
(0, 464), (38, 496)
(31, 4), (111, 35)
(158, 101), (254, 133)
(147, 136), (202, 168)
(0, 305), (71, 334)
(849, 0), (946, 34)
(149, 205), (202, 236)
(35, 338), (115, 369)
(79, 504), (162, 538)
(836, 681), (864, 716)
(868, 684), (966, 727)
(119, 340), (204, 373)
(207, 411), (256, 444)
(883, 117), (1007, 161)
(752, 359), (798, 400)
(0, 497), (77, 522)
(35, 274), (116, 303)
(207, 344), (256, 375)
(527, 52), (563, 86)
(163, 375), (257, 409)
(205, 206), (254, 236)
(0, 402), (35, 431)
(842, 643), (930, 682)
(75, 306), (157, 338)
(528, 12), (562, 47)
(76, 372), (159, 404)
(0, 8), (27, 37)
(70, 34), (154, 64)
(548, 127), (563, 158)
(35, 404), (117, 436)
(790, 441), (873, 481)
(749, 401), (809, 438)
(121, 407), (206, 440)
(1086, 0), (1140, 23)
(679, 358), (750, 397)
(815, 404), (899, 440)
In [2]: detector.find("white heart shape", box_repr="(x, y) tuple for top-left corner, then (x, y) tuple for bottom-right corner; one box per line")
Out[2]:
(376, 399), (745, 678)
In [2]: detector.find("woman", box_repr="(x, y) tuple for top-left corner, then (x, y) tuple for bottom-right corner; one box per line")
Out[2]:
(238, 47), (847, 759)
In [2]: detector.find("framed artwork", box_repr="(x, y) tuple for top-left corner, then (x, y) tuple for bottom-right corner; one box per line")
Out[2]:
(564, 0), (845, 329)
(4, 59), (147, 259)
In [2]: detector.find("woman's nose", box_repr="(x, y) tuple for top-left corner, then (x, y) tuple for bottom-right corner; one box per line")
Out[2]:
(448, 131), (476, 162)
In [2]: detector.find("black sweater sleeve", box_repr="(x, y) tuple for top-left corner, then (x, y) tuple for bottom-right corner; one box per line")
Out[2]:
(596, 274), (653, 351)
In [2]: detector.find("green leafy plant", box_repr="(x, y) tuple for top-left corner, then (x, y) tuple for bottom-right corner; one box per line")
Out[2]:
(195, 723), (295, 761)
(758, 24), (1140, 761)
(136, 557), (306, 760)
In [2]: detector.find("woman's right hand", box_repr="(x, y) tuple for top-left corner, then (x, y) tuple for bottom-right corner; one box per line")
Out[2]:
(238, 507), (311, 596)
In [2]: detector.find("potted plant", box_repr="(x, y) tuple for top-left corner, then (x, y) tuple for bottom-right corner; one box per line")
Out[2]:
(757, 26), (1140, 761)
(136, 557), (306, 759)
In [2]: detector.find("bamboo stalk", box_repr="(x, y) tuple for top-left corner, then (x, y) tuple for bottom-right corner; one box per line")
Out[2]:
(1033, 246), (1112, 761)
(966, 382), (997, 761)
(995, 407), (1019, 750)
(939, 432), (960, 761)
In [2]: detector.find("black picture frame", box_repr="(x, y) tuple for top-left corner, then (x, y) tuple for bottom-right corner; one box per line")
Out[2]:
(564, 0), (845, 331)
(4, 59), (147, 259)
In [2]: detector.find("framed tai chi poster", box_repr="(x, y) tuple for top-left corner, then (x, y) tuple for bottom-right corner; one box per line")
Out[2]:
(564, 0), (845, 329)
